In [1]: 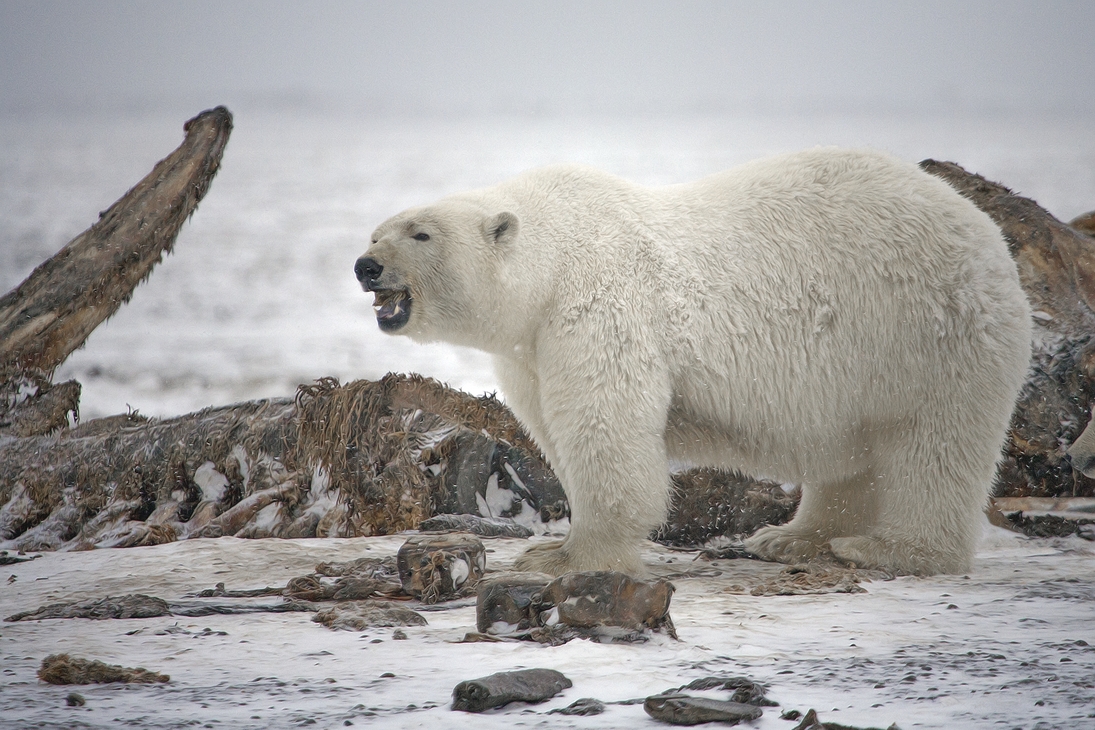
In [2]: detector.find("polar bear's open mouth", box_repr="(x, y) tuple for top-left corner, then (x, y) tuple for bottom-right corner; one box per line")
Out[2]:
(372, 288), (412, 332)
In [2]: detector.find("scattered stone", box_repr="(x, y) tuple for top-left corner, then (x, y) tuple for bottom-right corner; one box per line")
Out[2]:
(1005, 511), (1095, 539)
(192, 581), (283, 598)
(472, 570), (677, 644)
(0, 550), (40, 566)
(6, 594), (170, 622)
(285, 574), (389, 602)
(418, 513), (534, 538)
(548, 697), (606, 716)
(643, 693), (763, 725)
(456, 631), (508, 643)
(397, 533), (485, 604)
(151, 624), (227, 637)
(38, 653), (169, 685)
(312, 601), (427, 631)
(790, 708), (900, 730)
(540, 571), (676, 637)
(451, 667), (572, 712)
(65, 692), (85, 707)
(476, 571), (552, 634)
(314, 556), (398, 579)
(165, 599), (315, 617)
(680, 676), (778, 706)
(392, 629), (408, 640)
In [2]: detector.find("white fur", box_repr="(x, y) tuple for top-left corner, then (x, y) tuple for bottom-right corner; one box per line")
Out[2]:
(362, 148), (1032, 576)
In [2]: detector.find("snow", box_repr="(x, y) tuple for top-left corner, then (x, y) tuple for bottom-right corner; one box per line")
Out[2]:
(2, 108), (1095, 727)
(1, 528), (1093, 729)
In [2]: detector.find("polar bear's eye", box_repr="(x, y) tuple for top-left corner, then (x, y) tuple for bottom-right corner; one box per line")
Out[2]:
(412, 232), (430, 242)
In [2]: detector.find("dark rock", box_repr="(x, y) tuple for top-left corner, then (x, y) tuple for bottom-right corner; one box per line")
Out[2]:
(473, 570), (677, 644)
(643, 693), (763, 725)
(681, 676), (778, 706)
(0, 550), (39, 566)
(312, 601), (427, 631)
(65, 691), (86, 706)
(540, 571), (676, 637)
(475, 571), (552, 634)
(451, 667), (572, 712)
(165, 599), (315, 617)
(790, 708), (901, 730)
(419, 513), (533, 538)
(284, 557), (403, 601)
(548, 697), (606, 716)
(396, 533), (485, 603)
(1005, 511), (1095, 539)
(192, 581), (282, 598)
(5, 594), (170, 622)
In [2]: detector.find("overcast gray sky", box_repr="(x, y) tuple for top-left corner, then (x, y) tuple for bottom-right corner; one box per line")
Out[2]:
(2, 0), (1093, 116)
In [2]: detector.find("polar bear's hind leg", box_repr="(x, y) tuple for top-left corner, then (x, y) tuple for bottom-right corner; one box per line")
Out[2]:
(827, 421), (996, 575)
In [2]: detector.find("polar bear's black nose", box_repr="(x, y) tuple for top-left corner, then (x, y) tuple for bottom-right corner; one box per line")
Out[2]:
(355, 256), (383, 286)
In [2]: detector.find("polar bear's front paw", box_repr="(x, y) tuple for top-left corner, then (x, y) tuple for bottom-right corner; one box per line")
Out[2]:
(743, 525), (828, 565)
(513, 539), (645, 575)
(513, 540), (575, 576)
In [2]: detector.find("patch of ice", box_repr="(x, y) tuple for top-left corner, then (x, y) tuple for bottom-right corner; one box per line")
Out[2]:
(542, 606), (560, 626)
(483, 472), (515, 518)
(450, 557), (470, 586)
(251, 502), (283, 532)
(192, 461), (228, 502)
(229, 444), (250, 486)
(475, 490), (490, 517)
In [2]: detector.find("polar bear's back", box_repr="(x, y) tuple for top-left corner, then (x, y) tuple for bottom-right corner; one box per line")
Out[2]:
(649, 148), (1031, 478)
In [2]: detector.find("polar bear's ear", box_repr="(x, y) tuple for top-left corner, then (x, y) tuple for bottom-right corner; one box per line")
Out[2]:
(483, 211), (519, 247)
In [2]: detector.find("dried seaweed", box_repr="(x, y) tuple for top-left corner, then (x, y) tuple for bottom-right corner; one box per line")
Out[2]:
(38, 653), (169, 685)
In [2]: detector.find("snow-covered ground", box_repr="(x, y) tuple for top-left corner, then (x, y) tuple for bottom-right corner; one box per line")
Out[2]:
(2, 110), (1095, 728)
(1, 526), (1093, 729)
(1, 109), (1094, 418)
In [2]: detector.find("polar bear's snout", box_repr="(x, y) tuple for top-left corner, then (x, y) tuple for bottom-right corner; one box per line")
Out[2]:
(354, 256), (383, 288)
(355, 255), (413, 333)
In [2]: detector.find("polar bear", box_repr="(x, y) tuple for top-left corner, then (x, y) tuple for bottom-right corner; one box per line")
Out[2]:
(355, 148), (1032, 576)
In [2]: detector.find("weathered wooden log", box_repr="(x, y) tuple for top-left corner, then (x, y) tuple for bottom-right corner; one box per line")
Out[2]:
(0, 107), (232, 441)
(0, 375), (568, 550)
(0, 107), (232, 378)
(921, 161), (1095, 497)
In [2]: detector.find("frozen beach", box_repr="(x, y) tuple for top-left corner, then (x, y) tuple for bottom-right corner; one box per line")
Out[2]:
(2, 526), (1094, 729)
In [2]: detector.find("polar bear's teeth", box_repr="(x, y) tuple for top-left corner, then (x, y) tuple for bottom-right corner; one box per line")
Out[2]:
(392, 303), (403, 315)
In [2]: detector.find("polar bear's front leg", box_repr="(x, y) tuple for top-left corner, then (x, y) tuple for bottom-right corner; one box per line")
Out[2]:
(513, 324), (672, 576)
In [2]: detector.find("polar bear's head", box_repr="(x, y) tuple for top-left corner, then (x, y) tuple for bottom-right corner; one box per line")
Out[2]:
(356, 199), (519, 344)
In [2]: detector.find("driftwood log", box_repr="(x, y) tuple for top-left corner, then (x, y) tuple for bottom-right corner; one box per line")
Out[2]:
(0, 372), (791, 551)
(1, 120), (1093, 550)
(0, 106), (232, 438)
